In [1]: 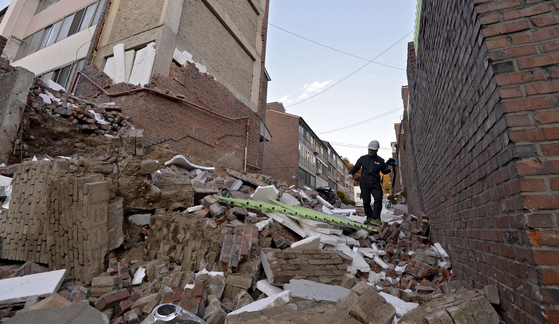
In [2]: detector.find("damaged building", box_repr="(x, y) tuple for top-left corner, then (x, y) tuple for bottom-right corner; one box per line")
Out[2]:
(405, 0), (559, 323)
(1, 0), (271, 172)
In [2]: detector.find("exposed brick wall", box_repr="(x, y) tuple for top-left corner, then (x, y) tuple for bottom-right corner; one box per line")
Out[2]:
(85, 0), (112, 65)
(405, 1), (559, 323)
(0, 35), (6, 56)
(75, 62), (263, 171)
(261, 109), (300, 187)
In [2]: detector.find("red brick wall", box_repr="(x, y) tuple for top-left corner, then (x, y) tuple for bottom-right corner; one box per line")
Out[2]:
(0, 35), (6, 57)
(261, 110), (300, 187)
(75, 62), (263, 171)
(406, 1), (559, 323)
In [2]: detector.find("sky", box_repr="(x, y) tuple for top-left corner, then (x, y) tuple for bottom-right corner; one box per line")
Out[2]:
(266, 1), (417, 165)
(0, 0), (7, 11)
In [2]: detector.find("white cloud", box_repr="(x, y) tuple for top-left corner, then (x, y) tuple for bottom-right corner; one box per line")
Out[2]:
(301, 80), (334, 94)
(297, 93), (309, 100)
(279, 95), (293, 104)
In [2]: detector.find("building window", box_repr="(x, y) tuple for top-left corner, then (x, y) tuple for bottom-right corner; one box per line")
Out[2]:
(298, 168), (315, 188)
(16, 0), (105, 61)
(40, 59), (85, 91)
(35, 0), (60, 14)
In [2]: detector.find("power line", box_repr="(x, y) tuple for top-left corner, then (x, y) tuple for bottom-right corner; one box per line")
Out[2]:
(285, 30), (414, 108)
(318, 107), (402, 134)
(268, 23), (405, 71)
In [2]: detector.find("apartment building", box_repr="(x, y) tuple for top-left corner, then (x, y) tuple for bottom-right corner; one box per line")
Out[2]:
(0, 0), (271, 171)
(262, 102), (353, 199)
(0, 0), (106, 89)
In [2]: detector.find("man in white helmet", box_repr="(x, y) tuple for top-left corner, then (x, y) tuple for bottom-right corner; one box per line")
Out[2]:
(347, 140), (396, 226)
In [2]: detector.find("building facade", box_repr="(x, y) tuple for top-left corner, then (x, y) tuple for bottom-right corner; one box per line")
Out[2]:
(262, 102), (353, 198)
(405, 1), (559, 323)
(0, 0), (106, 89)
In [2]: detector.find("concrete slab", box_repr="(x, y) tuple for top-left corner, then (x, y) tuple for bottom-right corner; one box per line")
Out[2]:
(129, 42), (156, 86)
(250, 185), (279, 203)
(0, 269), (67, 305)
(186, 205), (204, 213)
(132, 267), (146, 285)
(164, 155), (215, 172)
(229, 179), (243, 191)
(255, 218), (273, 231)
(317, 195), (334, 208)
(0, 175), (12, 187)
(279, 193), (300, 206)
(228, 290), (290, 316)
(5, 301), (109, 324)
(256, 279), (283, 297)
(321, 205), (333, 215)
(26, 293), (72, 311)
(379, 291), (419, 318)
(172, 48), (193, 66)
(113, 43), (126, 84)
(102, 57), (115, 81)
(264, 212), (307, 238)
(334, 245), (370, 274)
(124, 50), (135, 83)
(290, 235), (320, 250)
(284, 279), (350, 302)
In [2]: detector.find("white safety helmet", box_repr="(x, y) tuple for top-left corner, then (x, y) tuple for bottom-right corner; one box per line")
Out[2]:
(367, 140), (380, 150)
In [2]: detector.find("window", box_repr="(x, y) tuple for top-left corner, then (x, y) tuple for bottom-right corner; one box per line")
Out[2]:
(36, 0), (59, 14)
(40, 59), (85, 91)
(15, 1), (106, 61)
(298, 168), (315, 188)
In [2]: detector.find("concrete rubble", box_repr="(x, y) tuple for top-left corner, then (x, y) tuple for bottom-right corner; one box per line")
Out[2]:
(0, 75), (503, 324)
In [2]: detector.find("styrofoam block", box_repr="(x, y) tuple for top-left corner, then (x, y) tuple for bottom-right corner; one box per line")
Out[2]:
(284, 279), (350, 302)
(113, 43), (126, 84)
(264, 212), (307, 238)
(298, 222), (343, 236)
(228, 291), (290, 316)
(318, 233), (358, 247)
(186, 205), (204, 213)
(256, 279), (283, 297)
(124, 50), (135, 83)
(47, 79), (65, 92)
(129, 42), (156, 86)
(132, 267), (146, 285)
(173, 48), (193, 66)
(127, 214), (151, 226)
(331, 208), (356, 216)
(357, 248), (385, 258)
(39, 93), (52, 104)
(348, 229), (369, 240)
(368, 271), (385, 284)
(229, 180), (243, 191)
(250, 185), (279, 203)
(0, 269), (67, 304)
(195, 62), (207, 73)
(279, 193), (300, 206)
(335, 244), (370, 274)
(103, 56), (116, 81)
(321, 205), (333, 215)
(379, 292), (419, 318)
(348, 215), (366, 224)
(255, 218), (273, 231)
(290, 235), (320, 250)
(373, 256), (390, 270)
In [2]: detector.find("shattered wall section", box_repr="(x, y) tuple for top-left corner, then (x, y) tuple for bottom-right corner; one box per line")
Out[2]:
(0, 67), (35, 163)
(0, 160), (110, 283)
(75, 63), (263, 171)
(147, 213), (224, 272)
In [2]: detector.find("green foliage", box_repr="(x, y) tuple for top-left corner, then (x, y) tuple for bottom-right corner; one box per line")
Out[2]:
(401, 187), (407, 197)
(336, 191), (355, 206)
(337, 191), (345, 199)
(387, 194), (396, 204)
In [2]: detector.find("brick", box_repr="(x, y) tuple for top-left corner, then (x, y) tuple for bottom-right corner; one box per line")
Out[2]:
(543, 144), (559, 156)
(522, 194), (559, 209)
(503, 97), (554, 112)
(495, 69), (545, 86)
(533, 14), (559, 27)
(551, 177), (559, 190)
(520, 179), (546, 192)
(503, 3), (551, 20)
(476, 0), (520, 14)
(518, 53), (559, 69)
(482, 20), (530, 37)
(498, 86), (522, 98)
(490, 44), (538, 61)
(525, 79), (559, 95)
(95, 288), (131, 311)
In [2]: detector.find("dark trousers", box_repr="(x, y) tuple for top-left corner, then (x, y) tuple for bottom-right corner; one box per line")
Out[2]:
(361, 185), (383, 220)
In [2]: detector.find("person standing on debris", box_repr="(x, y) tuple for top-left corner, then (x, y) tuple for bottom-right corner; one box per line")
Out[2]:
(347, 140), (396, 226)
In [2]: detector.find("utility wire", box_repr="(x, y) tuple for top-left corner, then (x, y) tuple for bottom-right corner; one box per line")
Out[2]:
(285, 30), (414, 108)
(319, 107), (402, 134)
(269, 23), (405, 71)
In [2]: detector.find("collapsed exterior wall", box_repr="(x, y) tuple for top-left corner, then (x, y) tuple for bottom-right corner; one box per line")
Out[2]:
(406, 1), (559, 323)
(0, 160), (111, 284)
(75, 62), (263, 171)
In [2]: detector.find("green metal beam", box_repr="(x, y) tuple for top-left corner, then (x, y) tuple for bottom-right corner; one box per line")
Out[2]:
(216, 196), (377, 233)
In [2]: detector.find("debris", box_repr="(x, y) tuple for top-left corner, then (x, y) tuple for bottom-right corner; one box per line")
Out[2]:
(5, 301), (109, 324)
(284, 279), (350, 302)
(141, 303), (205, 324)
(228, 290), (291, 316)
(164, 155), (215, 173)
(0, 269), (67, 305)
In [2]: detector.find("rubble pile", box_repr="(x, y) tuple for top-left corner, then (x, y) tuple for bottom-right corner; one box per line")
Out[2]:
(0, 147), (502, 323)
(27, 78), (134, 136)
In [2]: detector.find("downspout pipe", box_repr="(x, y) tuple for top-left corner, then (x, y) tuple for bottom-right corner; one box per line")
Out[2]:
(71, 71), (252, 171)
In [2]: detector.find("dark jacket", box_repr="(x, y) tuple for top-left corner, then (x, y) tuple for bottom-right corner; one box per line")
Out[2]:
(349, 154), (390, 187)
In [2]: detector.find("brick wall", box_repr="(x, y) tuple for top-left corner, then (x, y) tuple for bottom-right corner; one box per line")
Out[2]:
(0, 35), (6, 56)
(261, 109), (300, 187)
(75, 62), (263, 171)
(405, 1), (559, 323)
